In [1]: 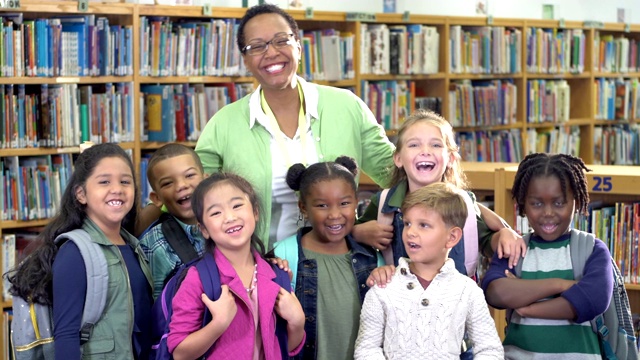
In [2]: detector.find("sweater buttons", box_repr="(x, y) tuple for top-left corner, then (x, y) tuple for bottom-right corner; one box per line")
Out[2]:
(407, 282), (415, 290)
(400, 268), (407, 275)
(421, 298), (429, 306)
(352, 259), (357, 264)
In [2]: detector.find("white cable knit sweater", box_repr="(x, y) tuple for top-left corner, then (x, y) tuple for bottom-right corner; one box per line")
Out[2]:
(355, 258), (504, 360)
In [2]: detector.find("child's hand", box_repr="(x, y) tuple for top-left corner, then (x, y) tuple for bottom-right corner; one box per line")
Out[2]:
(353, 221), (393, 251)
(275, 288), (305, 327)
(514, 304), (532, 318)
(366, 265), (396, 288)
(202, 285), (236, 329)
(496, 228), (527, 269)
(269, 257), (293, 281)
(504, 269), (517, 279)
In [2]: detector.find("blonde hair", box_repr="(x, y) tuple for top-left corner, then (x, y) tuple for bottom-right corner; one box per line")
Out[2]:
(390, 109), (467, 189)
(401, 182), (467, 229)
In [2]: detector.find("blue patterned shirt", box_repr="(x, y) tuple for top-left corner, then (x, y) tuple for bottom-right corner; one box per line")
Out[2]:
(139, 216), (206, 299)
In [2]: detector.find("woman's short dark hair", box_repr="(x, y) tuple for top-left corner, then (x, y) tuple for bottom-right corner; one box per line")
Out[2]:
(237, 3), (300, 52)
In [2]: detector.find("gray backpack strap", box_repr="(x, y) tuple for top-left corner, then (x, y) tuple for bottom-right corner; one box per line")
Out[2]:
(513, 233), (530, 277)
(376, 189), (394, 265)
(568, 229), (595, 281)
(54, 229), (108, 343)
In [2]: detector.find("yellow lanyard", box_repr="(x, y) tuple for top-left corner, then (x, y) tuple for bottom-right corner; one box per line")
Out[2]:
(260, 83), (308, 168)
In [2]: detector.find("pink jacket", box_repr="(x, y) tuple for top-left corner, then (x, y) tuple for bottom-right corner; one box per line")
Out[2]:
(167, 248), (304, 359)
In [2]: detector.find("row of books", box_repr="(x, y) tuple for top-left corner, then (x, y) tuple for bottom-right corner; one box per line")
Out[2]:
(593, 125), (640, 165)
(449, 25), (522, 74)
(1, 154), (73, 222)
(359, 23), (439, 75)
(526, 28), (585, 74)
(298, 29), (354, 81)
(594, 31), (640, 73)
(1, 14), (133, 77)
(447, 79), (518, 127)
(526, 79), (571, 123)
(1, 82), (134, 149)
(140, 82), (254, 142)
(360, 80), (414, 130)
(526, 126), (581, 156)
(455, 129), (523, 163)
(594, 78), (640, 121)
(139, 17), (246, 77)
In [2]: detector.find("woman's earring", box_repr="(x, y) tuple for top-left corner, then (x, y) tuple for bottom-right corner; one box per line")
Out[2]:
(297, 212), (305, 227)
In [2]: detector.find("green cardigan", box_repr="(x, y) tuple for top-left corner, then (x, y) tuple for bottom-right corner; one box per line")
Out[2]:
(195, 77), (395, 248)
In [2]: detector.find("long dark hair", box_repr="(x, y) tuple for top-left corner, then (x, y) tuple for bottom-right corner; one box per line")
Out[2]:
(191, 172), (266, 257)
(6, 143), (138, 305)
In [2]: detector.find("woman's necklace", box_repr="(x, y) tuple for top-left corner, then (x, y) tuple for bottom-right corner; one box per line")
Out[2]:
(245, 263), (258, 293)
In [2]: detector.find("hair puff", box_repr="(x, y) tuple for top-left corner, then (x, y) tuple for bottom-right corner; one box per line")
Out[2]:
(286, 163), (307, 191)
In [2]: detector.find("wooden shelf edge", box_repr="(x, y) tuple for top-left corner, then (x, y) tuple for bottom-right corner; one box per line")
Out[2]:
(1, 219), (49, 229)
(0, 76), (134, 85)
(138, 76), (254, 84)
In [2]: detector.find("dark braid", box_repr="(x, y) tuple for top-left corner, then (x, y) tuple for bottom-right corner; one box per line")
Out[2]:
(512, 153), (591, 216)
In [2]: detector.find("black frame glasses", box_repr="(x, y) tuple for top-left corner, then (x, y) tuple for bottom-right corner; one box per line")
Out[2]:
(242, 33), (296, 56)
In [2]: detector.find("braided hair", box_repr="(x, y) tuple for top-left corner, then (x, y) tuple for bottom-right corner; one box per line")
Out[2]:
(512, 153), (592, 216)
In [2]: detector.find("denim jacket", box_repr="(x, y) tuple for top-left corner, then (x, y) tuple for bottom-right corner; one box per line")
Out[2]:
(288, 227), (379, 359)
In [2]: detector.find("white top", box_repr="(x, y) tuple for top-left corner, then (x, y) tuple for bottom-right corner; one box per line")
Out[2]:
(355, 258), (504, 360)
(249, 80), (320, 245)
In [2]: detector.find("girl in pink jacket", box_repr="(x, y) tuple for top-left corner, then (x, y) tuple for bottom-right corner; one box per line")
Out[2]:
(167, 173), (306, 359)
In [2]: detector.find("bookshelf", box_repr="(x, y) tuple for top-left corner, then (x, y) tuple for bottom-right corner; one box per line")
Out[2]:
(2, 0), (640, 352)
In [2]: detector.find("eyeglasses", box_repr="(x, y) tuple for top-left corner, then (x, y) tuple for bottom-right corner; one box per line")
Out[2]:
(242, 33), (296, 56)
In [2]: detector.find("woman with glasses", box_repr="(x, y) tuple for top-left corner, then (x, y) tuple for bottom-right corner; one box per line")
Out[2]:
(194, 4), (395, 251)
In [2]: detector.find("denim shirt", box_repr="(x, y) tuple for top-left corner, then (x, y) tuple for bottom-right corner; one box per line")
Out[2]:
(292, 227), (379, 360)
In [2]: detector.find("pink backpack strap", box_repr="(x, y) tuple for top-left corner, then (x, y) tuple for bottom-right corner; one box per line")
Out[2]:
(458, 190), (479, 277)
(377, 189), (394, 265)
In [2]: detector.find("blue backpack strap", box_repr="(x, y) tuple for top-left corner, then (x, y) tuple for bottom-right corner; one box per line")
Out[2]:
(195, 252), (221, 327)
(274, 235), (299, 290)
(271, 265), (292, 359)
(54, 229), (108, 343)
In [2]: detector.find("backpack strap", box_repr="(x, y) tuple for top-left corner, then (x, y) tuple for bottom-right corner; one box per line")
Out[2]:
(272, 266), (292, 360)
(195, 252), (221, 327)
(568, 229), (596, 281)
(458, 190), (479, 277)
(274, 235), (299, 290)
(54, 229), (108, 344)
(160, 213), (199, 264)
(376, 189), (394, 265)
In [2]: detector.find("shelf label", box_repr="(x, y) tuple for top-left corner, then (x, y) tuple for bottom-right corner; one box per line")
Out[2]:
(56, 77), (80, 83)
(625, 23), (631, 33)
(77, 0), (88, 12)
(487, 15), (493, 25)
(402, 11), (410, 22)
(592, 176), (613, 192)
(305, 7), (314, 19)
(202, 3), (212, 16)
(346, 12), (376, 22)
(188, 76), (204, 82)
(5, 0), (20, 8)
(558, 18), (565, 29)
(583, 20), (604, 29)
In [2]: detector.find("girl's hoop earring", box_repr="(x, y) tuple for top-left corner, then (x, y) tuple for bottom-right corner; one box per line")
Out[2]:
(297, 212), (305, 228)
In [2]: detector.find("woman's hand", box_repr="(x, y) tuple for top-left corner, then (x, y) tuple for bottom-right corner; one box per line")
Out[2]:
(202, 285), (236, 330)
(352, 220), (393, 251)
(495, 228), (527, 269)
(366, 265), (396, 287)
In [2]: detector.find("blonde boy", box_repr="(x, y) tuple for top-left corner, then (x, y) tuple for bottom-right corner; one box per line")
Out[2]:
(139, 144), (206, 298)
(354, 182), (503, 359)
